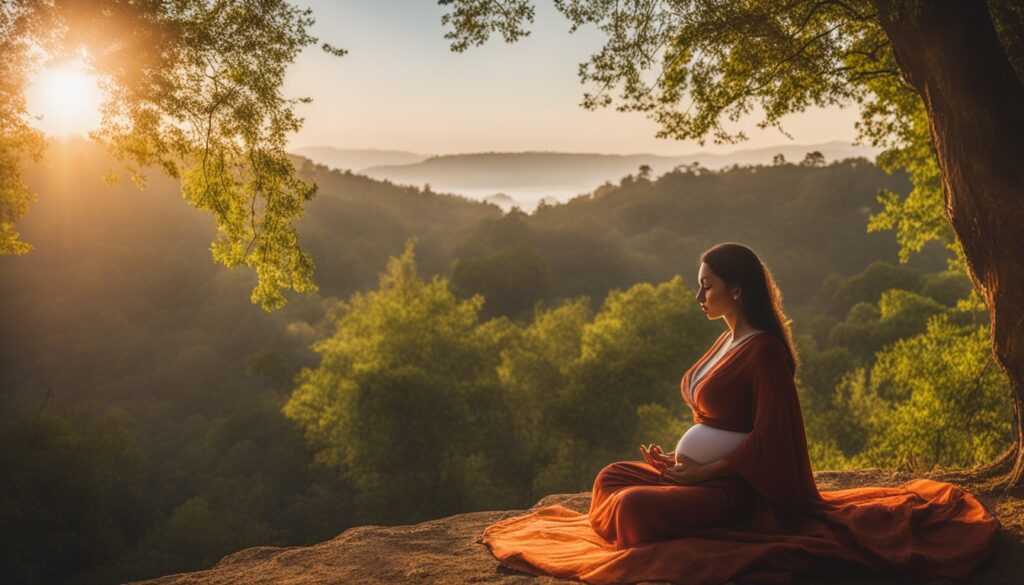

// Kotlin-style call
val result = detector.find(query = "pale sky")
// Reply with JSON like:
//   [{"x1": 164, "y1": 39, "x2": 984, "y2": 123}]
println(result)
[
  {"x1": 26, "y1": 1, "x2": 865, "y2": 157},
  {"x1": 284, "y1": 0, "x2": 864, "y2": 156}
]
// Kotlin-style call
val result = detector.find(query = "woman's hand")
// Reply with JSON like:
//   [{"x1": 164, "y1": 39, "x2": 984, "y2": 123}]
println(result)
[
  {"x1": 659, "y1": 453, "x2": 711, "y2": 485},
  {"x1": 639, "y1": 443, "x2": 676, "y2": 470}
]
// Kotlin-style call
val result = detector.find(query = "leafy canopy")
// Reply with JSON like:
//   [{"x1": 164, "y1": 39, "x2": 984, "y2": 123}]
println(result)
[
  {"x1": 1, "y1": 0, "x2": 345, "y2": 310},
  {"x1": 282, "y1": 238, "x2": 523, "y2": 521},
  {"x1": 827, "y1": 313, "x2": 1012, "y2": 473}
]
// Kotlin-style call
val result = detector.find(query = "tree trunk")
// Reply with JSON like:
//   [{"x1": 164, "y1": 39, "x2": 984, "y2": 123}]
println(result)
[{"x1": 873, "y1": 0, "x2": 1024, "y2": 490}]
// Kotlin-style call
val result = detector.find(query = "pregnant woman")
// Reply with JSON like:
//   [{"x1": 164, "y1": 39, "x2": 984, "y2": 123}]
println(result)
[{"x1": 482, "y1": 242, "x2": 1000, "y2": 585}]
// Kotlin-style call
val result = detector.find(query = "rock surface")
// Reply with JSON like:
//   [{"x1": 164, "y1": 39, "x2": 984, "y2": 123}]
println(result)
[{"x1": 131, "y1": 469, "x2": 1023, "y2": 585}]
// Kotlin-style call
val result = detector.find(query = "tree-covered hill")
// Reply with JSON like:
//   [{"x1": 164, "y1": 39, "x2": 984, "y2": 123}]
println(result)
[
  {"x1": 1, "y1": 140, "x2": 949, "y2": 417},
  {"x1": 524, "y1": 158, "x2": 945, "y2": 306}
]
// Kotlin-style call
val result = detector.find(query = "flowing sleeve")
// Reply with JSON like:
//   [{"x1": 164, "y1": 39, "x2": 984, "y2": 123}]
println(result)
[{"x1": 722, "y1": 337, "x2": 821, "y2": 516}]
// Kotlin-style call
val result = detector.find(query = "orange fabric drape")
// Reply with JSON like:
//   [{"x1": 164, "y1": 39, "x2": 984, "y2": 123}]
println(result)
[{"x1": 482, "y1": 332, "x2": 1000, "y2": 584}]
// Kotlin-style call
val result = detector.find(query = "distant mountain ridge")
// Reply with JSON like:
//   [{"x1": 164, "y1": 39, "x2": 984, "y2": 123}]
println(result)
[
  {"x1": 361, "y1": 141, "x2": 879, "y2": 185},
  {"x1": 289, "y1": 147, "x2": 429, "y2": 172},
  {"x1": 290, "y1": 141, "x2": 880, "y2": 212}
]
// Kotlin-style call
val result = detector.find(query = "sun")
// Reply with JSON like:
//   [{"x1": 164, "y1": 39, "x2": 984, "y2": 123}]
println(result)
[{"x1": 26, "y1": 63, "x2": 104, "y2": 138}]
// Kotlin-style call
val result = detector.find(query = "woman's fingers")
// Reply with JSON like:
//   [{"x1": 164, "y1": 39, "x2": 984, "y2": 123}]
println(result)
[
  {"x1": 659, "y1": 467, "x2": 683, "y2": 484},
  {"x1": 639, "y1": 445, "x2": 658, "y2": 467},
  {"x1": 642, "y1": 444, "x2": 676, "y2": 470},
  {"x1": 675, "y1": 453, "x2": 698, "y2": 467},
  {"x1": 651, "y1": 451, "x2": 674, "y2": 464},
  {"x1": 660, "y1": 464, "x2": 696, "y2": 485}
]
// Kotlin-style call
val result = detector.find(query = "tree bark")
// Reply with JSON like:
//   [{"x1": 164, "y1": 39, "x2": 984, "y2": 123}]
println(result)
[{"x1": 873, "y1": 0, "x2": 1024, "y2": 489}]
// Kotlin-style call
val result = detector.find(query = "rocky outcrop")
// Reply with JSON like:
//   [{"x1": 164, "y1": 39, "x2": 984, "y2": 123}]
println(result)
[{"x1": 132, "y1": 470, "x2": 1022, "y2": 585}]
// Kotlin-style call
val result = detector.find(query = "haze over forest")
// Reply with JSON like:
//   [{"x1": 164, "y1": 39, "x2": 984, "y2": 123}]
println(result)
[{"x1": 292, "y1": 140, "x2": 879, "y2": 212}]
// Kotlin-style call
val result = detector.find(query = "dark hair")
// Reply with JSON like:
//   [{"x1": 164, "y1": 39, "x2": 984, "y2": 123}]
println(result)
[{"x1": 699, "y1": 242, "x2": 799, "y2": 376}]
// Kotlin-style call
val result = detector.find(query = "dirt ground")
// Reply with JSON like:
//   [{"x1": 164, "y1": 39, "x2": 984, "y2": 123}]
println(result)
[{"x1": 131, "y1": 467, "x2": 1023, "y2": 585}]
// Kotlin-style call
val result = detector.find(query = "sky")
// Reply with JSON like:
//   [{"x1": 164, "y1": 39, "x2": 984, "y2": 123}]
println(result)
[
  {"x1": 283, "y1": 0, "x2": 865, "y2": 156},
  {"x1": 26, "y1": 0, "x2": 866, "y2": 157}
]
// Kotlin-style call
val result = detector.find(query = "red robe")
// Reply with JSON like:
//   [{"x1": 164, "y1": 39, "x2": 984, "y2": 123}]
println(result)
[{"x1": 482, "y1": 331, "x2": 1000, "y2": 584}]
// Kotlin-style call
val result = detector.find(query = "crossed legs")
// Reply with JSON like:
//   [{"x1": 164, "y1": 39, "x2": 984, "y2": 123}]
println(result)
[{"x1": 588, "y1": 461, "x2": 756, "y2": 548}]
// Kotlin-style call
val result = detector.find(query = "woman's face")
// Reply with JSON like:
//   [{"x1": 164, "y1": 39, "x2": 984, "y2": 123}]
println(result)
[{"x1": 695, "y1": 262, "x2": 740, "y2": 320}]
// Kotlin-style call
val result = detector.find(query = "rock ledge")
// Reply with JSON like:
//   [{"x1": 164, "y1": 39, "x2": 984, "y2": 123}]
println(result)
[{"x1": 132, "y1": 469, "x2": 1022, "y2": 584}]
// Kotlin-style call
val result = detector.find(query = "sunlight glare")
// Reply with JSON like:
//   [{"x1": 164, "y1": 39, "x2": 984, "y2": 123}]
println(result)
[{"x1": 26, "y1": 63, "x2": 104, "y2": 138}]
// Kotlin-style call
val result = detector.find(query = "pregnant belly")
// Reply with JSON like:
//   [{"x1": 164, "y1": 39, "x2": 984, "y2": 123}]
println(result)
[{"x1": 674, "y1": 423, "x2": 748, "y2": 465}]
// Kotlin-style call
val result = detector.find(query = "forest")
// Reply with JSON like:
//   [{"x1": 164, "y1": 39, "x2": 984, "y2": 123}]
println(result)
[{"x1": 0, "y1": 139, "x2": 1008, "y2": 584}]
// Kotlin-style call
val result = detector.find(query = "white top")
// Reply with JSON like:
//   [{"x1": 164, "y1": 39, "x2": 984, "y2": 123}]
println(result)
[
  {"x1": 675, "y1": 424, "x2": 749, "y2": 464},
  {"x1": 676, "y1": 329, "x2": 766, "y2": 465}
]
